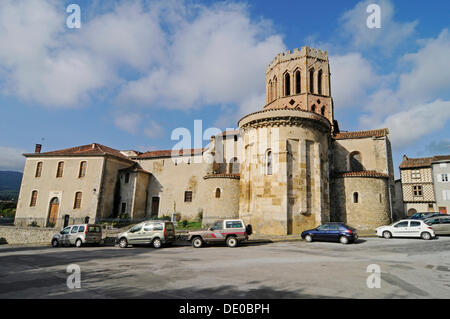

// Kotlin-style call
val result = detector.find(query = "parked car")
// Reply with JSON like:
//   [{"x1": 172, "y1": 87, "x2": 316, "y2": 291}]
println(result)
[
  {"x1": 376, "y1": 219, "x2": 435, "y2": 240},
  {"x1": 424, "y1": 216, "x2": 450, "y2": 235},
  {"x1": 51, "y1": 224, "x2": 102, "y2": 247},
  {"x1": 188, "y1": 219, "x2": 252, "y2": 248},
  {"x1": 116, "y1": 220, "x2": 176, "y2": 248},
  {"x1": 408, "y1": 212, "x2": 442, "y2": 220},
  {"x1": 301, "y1": 223, "x2": 358, "y2": 244}
]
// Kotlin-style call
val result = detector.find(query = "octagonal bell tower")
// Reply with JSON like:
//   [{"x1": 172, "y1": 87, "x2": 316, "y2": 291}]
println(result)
[
  {"x1": 238, "y1": 47, "x2": 333, "y2": 236},
  {"x1": 265, "y1": 47, "x2": 334, "y2": 130}
]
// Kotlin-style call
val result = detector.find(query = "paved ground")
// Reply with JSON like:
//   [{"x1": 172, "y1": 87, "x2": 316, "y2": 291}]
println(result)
[{"x1": 1, "y1": 236, "x2": 450, "y2": 299}]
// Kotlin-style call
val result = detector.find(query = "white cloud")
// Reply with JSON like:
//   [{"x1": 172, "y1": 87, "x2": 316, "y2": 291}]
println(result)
[
  {"x1": 339, "y1": 0, "x2": 417, "y2": 51},
  {"x1": 330, "y1": 53, "x2": 378, "y2": 108},
  {"x1": 114, "y1": 113, "x2": 141, "y2": 134},
  {"x1": 143, "y1": 120, "x2": 165, "y2": 139},
  {"x1": 379, "y1": 99, "x2": 450, "y2": 148},
  {"x1": 118, "y1": 3, "x2": 285, "y2": 111},
  {"x1": 0, "y1": 146, "x2": 26, "y2": 172},
  {"x1": 397, "y1": 29, "x2": 450, "y2": 103}
]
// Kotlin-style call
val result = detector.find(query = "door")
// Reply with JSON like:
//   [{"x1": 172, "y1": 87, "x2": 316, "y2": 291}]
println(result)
[
  {"x1": 64, "y1": 214, "x2": 70, "y2": 228},
  {"x1": 47, "y1": 197, "x2": 59, "y2": 227},
  {"x1": 439, "y1": 207, "x2": 447, "y2": 214},
  {"x1": 127, "y1": 224, "x2": 145, "y2": 244},
  {"x1": 69, "y1": 225, "x2": 79, "y2": 245},
  {"x1": 327, "y1": 224, "x2": 341, "y2": 242},
  {"x1": 392, "y1": 221, "x2": 409, "y2": 237},
  {"x1": 151, "y1": 197, "x2": 160, "y2": 217},
  {"x1": 408, "y1": 221, "x2": 422, "y2": 237},
  {"x1": 315, "y1": 224, "x2": 330, "y2": 241},
  {"x1": 208, "y1": 221, "x2": 225, "y2": 242}
]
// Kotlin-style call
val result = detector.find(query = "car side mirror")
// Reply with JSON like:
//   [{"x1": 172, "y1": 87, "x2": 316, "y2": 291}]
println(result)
[{"x1": 60, "y1": 230, "x2": 64, "y2": 234}]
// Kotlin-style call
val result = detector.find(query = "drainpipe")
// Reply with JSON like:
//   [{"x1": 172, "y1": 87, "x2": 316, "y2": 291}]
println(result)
[{"x1": 385, "y1": 137, "x2": 394, "y2": 222}]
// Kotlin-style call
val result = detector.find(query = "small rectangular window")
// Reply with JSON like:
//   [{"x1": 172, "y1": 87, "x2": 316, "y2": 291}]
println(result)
[
  {"x1": 411, "y1": 170, "x2": 421, "y2": 179},
  {"x1": 79, "y1": 161, "x2": 87, "y2": 178},
  {"x1": 184, "y1": 191, "x2": 193, "y2": 202},
  {"x1": 56, "y1": 162, "x2": 64, "y2": 178},
  {"x1": 74, "y1": 192, "x2": 82, "y2": 209},
  {"x1": 442, "y1": 174, "x2": 448, "y2": 182},
  {"x1": 412, "y1": 185, "x2": 423, "y2": 196},
  {"x1": 30, "y1": 191, "x2": 38, "y2": 207},
  {"x1": 121, "y1": 202, "x2": 127, "y2": 214}
]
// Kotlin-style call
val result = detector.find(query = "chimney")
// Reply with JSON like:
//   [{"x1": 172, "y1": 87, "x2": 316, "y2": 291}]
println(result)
[{"x1": 35, "y1": 144, "x2": 42, "y2": 153}]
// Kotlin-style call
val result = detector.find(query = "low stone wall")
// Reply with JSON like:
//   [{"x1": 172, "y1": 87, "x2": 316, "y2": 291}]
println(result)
[{"x1": 0, "y1": 225, "x2": 56, "y2": 245}]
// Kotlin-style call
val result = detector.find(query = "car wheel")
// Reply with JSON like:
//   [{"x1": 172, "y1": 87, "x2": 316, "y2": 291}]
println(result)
[
  {"x1": 192, "y1": 237, "x2": 203, "y2": 248},
  {"x1": 226, "y1": 236, "x2": 238, "y2": 248},
  {"x1": 152, "y1": 238, "x2": 162, "y2": 249},
  {"x1": 383, "y1": 231, "x2": 392, "y2": 239},
  {"x1": 305, "y1": 234, "x2": 313, "y2": 242},
  {"x1": 421, "y1": 232, "x2": 431, "y2": 240},
  {"x1": 51, "y1": 239, "x2": 59, "y2": 247},
  {"x1": 75, "y1": 239, "x2": 82, "y2": 248},
  {"x1": 118, "y1": 238, "x2": 128, "y2": 248},
  {"x1": 339, "y1": 236, "x2": 349, "y2": 244}
]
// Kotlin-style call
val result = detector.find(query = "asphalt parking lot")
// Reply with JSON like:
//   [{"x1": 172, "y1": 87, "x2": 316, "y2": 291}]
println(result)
[{"x1": 0, "y1": 236, "x2": 449, "y2": 299}]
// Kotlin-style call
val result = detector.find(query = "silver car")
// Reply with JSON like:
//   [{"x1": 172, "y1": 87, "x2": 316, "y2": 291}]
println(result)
[
  {"x1": 424, "y1": 216, "x2": 450, "y2": 235},
  {"x1": 116, "y1": 220, "x2": 176, "y2": 249},
  {"x1": 51, "y1": 224, "x2": 102, "y2": 247}
]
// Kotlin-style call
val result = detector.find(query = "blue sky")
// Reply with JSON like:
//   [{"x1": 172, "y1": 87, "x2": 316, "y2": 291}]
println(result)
[{"x1": 0, "y1": 0, "x2": 449, "y2": 178}]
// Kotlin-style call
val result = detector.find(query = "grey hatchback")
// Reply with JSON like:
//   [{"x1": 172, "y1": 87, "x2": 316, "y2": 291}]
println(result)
[
  {"x1": 51, "y1": 224, "x2": 102, "y2": 247},
  {"x1": 116, "y1": 220, "x2": 176, "y2": 248}
]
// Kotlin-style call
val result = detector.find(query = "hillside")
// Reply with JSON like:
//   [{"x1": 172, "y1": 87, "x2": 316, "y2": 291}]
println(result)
[{"x1": 0, "y1": 171, "x2": 23, "y2": 191}]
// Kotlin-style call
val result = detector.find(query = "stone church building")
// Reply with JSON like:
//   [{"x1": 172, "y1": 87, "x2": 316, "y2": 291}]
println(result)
[{"x1": 15, "y1": 46, "x2": 396, "y2": 234}]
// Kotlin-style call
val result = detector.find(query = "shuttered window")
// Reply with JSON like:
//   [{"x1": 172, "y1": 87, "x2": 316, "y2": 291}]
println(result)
[
  {"x1": 30, "y1": 191, "x2": 38, "y2": 207},
  {"x1": 74, "y1": 192, "x2": 82, "y2": 209}
]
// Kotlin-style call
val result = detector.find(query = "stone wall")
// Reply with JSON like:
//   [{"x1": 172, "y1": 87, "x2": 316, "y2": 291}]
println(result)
[
  {"x1": 331, "y1": 176, "x2": 391, "y2": 230},
  {"x1": 0, "y1": 226, "x2": 55, "y2": 245}
]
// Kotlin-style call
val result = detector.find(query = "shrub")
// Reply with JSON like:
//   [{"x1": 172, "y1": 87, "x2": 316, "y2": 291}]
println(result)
[
  {"x1": 196, "y1": 210, "x2": 203, "y2": 222},
  {"x1": 28, "y1": 221, "x2": 39, "y2": 227},
  {"x1": 181, "y1": 220, "x2": 188, "y2": 227}
]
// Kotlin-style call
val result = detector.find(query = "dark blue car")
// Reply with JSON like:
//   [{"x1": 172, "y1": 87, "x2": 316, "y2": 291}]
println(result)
[{"x1": 301, "y1": 223, "x2": 358, "y2": 244}]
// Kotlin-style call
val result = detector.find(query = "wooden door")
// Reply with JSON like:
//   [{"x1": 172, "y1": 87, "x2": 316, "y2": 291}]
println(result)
[
  {"x1": 151, "y1": 197, "x2": 159, "y2": 217},
  {"x1": 47, "y1": 198, "x2": 59, "y2": 227}
]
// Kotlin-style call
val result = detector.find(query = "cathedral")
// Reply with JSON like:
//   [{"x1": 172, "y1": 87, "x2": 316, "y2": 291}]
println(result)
[{"x1": 15, "y1": 46, "x2": 397, "y2": 235}]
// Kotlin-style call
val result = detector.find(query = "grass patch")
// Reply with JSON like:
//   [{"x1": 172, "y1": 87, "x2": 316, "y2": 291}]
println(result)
[{"x1": 176, "y1": 221, "x2": 202, "y2": 230}]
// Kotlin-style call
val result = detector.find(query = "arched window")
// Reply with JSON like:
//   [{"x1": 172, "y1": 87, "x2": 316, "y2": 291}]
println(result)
[
  {"x1": 215, "y1": 188, "x2": 221, "y2": 198},
  {"x1": 35, "y1": 162, "x2": 43, "y2": 178},
  {"x1": 56, "y1": 161, "x2": 64, "y2": 178},
  {"x1": 79, "y1": 161, "x2": 87, "y2": 178},
  {"x1": 321, "y1": 106, "x2": 326, "y2": 116},
  {"x1": 311, "y1": 105, "x2": 316, "y2": 113},
  {"x1": 349, "y1": 151, "x2": 364, "y2": 171},
  {"x1": 273, "y1": 76, "x2": 277, "y2": 100},
  {"x1": 407, "y1": 208, "x2": 417, "y2": 216},
  {"x1": 295, "y1": 70, "x2": 301, "y2": 94},
  {"x1": 74, "y1": 192, "x2": 82, "y2": 209},
  {"x1": 268, "y1": 80, "x2": 272, "y2": 101},
  {"x1": 30, "y1": 190, "x2": 38, "y2": 207},
  {"x1": 266, "y1": 150, "x2": 273, "y2": 175},
  {"x1": 284, "y1": 73, "x2": 290, "y2": 96},
  {"x1": 309, "y1": 69, "x2": 314, "y2": 93},
  {"x1": 317, "y1": 69, "x2": 323, "y2": 95},
  {"x1": 353, "y1": 192, "x2": 359, "y2": 203}
]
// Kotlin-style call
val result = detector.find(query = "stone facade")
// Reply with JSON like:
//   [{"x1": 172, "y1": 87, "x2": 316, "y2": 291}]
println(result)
[
  {"x1": 432, "y1": 157, "x2": 450, "y2": 214},
  {"x1": 14, "y1": 46, "x2": 396, "y2": 235}
]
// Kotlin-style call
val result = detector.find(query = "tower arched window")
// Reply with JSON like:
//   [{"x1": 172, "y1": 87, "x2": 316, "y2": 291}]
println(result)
[
  {"x1": 309, "y1": 69, "x2": 314, "y2": 93},
  {"x1": 30, "y1": 190, "x2": 38, "y2": 207},
  {"x1": 349, "y1": 151, "x2": 364, "y2": 172},
  {"x1": 268, "y1": 80, "x2": 272, "y2": 102},
  {"x1": 311, "y1": 105, "x2": 316, "y2": 113},
  {"x1": 317, "y1": 69, "x2": 323, "y2": 95},
  {"x1": 321, "y1": 106, "x2": 326, "y2": 116},
  {"x1": 215, "y1": 188, "x2": 221, "y2": 198},
  {"x1": 284, "y1": 73, "x2": 290, "y2": 96},
  {"x1": 266, "y1": 150, "x2": 273, "y2": 175},
  {"x1": 295, "y1": 70, "x2": 301, "y2": 94},
  {"x1": 273, "y1": 77, "x2": 277, "y2": 100}
]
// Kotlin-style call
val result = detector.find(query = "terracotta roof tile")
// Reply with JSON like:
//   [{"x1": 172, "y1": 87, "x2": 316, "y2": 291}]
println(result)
[
  {"x1": 135, "y1": 148, "x2": 206, "y2": 159},
  {"x1": 25, "y1": 143, "x2": 132, "y2": 161},
  {"x1": 400, "y1": 157, "x2": 433, "y2": 169},
  {"x1": 332, "y1": 170, "x2": 389, "y2": 178},
  {"x1": 432, "y1": 155, "x2": 450, "y2": 162},
  {"x1": 334, "y1": 128, "x2": 389, "y2": 140}
]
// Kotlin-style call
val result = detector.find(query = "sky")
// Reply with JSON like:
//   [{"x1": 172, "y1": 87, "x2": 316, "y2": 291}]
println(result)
[{"x1": 0, "y1": 0, "x2": 449, "y2": 178}]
